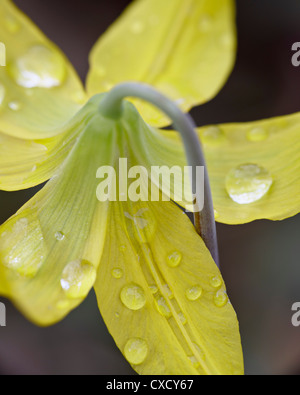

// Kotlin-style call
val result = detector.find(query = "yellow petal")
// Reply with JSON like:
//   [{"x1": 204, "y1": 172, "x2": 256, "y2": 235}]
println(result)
[
  {"x1": 0, "y1": 0, "x2": 86, "y2": 139},
  {"x1": 94, "y1": 188, "x2": 243, "y2": 375},
  {"x1": 198, "y1": 113, "x2": 300, "y2": 224},
  {"x1": 0, "y1": 111, "x2": 116, "y2": 325},
  {"x1": 135, "y1": 112, "x2": 300, "y2": 224},
  {"x1": 87, "y1": 0, "x2": 236, "y2": 126},
  {"x1": 0, "y1": 103, "x2": 94, "y2": 191}
]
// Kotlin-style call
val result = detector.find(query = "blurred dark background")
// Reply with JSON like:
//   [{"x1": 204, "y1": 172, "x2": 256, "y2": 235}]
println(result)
[{"x1": 0, "y1": 0, "x2": 300, "y2": 375}]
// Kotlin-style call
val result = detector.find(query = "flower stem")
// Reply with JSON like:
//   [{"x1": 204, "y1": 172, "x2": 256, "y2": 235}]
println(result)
[{"x1": 98, "y1": 82, "x2": 219, "y2": 267}]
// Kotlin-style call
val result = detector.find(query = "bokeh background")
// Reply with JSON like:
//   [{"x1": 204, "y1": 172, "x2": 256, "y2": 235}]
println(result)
[{"x1": 0, "y1": 0, "x2": 300, "y2": 375}]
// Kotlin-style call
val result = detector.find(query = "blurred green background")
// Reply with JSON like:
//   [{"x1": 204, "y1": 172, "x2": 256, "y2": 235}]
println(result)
[{"x1": 0, "y1": 0, "x2": 300, "y2": 375}]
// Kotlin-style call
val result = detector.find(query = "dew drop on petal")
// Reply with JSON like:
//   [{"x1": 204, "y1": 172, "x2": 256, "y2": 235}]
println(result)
[
  {"x1": 60, "y1": 260, "x2": 96, "y2": 299},
  {"x1": 201, "y1": 126, "x2": 225, "y2": 146},
  {"x1": 163, "y1": 284, "x2": 173, "y2": 299},
  {"x1": 246, "y1": 126, "x2": 269, "y2": 142},
  {"x1": 185, "y1": 285, "x2": 202, "y2": 301},
  {"x1": 214, "y1": 290, "x2": 229, "y2": 308},
  {"x1": 10, "y1": 45, "x2": 66, "y2": 88},
  {"x1": 178, "y1": 311, "x2": 187, "y2": 325},
  {"x1": 149, "y1": 284, "x2": 158, "y2": 294},
  {"x1": 154, "y1": 294, "x2": 172, "y2": 318},
  {"x1": 0, "y1": 218, "x2": 45, "y2": 278},
  {"x1": 124, "y1": 338, "x2": 148, "y2": 365},
  {"x1": 210, "y1": 276, "x2": 222, "y2": 289},
  {"x1": 111, "y1": 267, "x2": 124, "y2": 279},
  {"x1": 167, "y1": 251, "x2": 182, "y2": 268},
  {"x1": 120, "y1": 283, "x2": 146, "y2": 310},
  {"x1": 54, "y1": 231, "x2": 65, "y2": 241},
  {"x1": 225, "y1": 163, "x2": 273, "y2": 204},
  {"x1": 8, "y1": 100, "x2": 21, "y2": 111}
]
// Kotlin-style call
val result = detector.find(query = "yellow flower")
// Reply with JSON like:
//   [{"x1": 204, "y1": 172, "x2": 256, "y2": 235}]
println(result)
[{"x1": 0, "y1": 0, "x2": 298, "y2": 375}]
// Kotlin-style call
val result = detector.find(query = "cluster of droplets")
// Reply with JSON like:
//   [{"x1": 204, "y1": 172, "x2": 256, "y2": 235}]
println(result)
[{"x1": 108, "y1": 243, "x2": 230, "y2": 367}]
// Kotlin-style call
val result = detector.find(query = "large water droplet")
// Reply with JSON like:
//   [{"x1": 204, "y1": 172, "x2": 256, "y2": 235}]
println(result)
[
  {"x1": 120, "y1": 283, "x2": 146, "y2": 310},
  {"x1": 0, "y1": 84, "x2": 5, "y2": 106},
  {"x1": 124, "y1": 338, "x2": 148, "y2": 365},
  {"x1": 214, "y1": 290, "x2": 228, "y2": 308},
  {"x1": 247, "y1": 126, "x2": 269, "y2": 142},
  {"x1": 0, "y1": 217, "x2": 45, "y2": 277},
  {"x1": 10, "y1": 45, "x2": 66, "y2": 88},
  {"x1": 60, "y1": 260, "x2": 96, "y2": 299},
  {"x1": 154, "y1": 294, "x2": 172, "y2": 318},
  {"x1": 225, "y1": 163, "x2": 273, "y2": 204},
  {"x1": 185, "y1": 285, "x2": 202, "y2": 301},
  {"x1": 111, "y1": 267, "x2": 124, "y2": 279},
  {"x1": 167, "y1": 251, "x2": 182, "y2": 268}
]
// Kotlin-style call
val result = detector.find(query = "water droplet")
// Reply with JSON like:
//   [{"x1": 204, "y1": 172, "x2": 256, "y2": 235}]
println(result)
[
  {"x1": 125, "y1": 208, "x2": 156, "y2": 243},
  {"x1": 130, "y1": 21, "x2": 145, "y2": 34},
  {"x1": 0, "y1": 84, "x2": 5, "y2": 106},
  {"x1": 247, "y1": 126, "x2": 269, "y2": 142},
  {"x1": 120, "y1": 283, "x2": 146, "y2": 310},
  {"x1": 167, "y1": 251, "x2": 182, "y2": 268},
  {"x1": 120, "y1": 245, "x2": 126, "y2": 252},
  {"x1": 55, "y1": 231, "x2": 65, "y2": 241},
  {"x1": 8, "y1": 100, "x2": 21, "y2": 111},
  {"x1": 115, "y1": 312, "x2": 120, "y2": 318},
  {"x1": 210, "y1": 276, "x2": 222, "y2": 289},
  {"x1": 4, "y1": 16, "x2": 21, "y2": 33},
  {"x1": 163, "y1": 284, "x2": 173, "y2": 299},
  {"x1": 178, "y1": 312, "x2": 187, "y2": 325},
  {"x1": 154, "y1": 294, "x2": 172, "y2": 318},
  {"x1": 149, "y1": 284, "x2": 158, "y2": 294},
  {"x1": 124, "y1": 338, "x2": 148, "y2": 365},
  {"x1": 189, "y1": 356, "x2": 200, "y2": 369},
  {"x1": 111, "y1": 267, "x2": 123, "y2": 279},
  {"x1": 0, "y1": 217, "x2": 45, "y2": 277},
  {"x1": 198, "y1": 14, "x2": 212, "y2": 31},
  {"x1": 214, "y1": 290, "x2": 228, "y2": 308},
  {"x1": 10, "y1": 45, "x2": 66, "y2": 88},
  {"x1": 60, "y1": 260, "x2": 96, "y2": 299},
  {"x1": 225, "y1": 163, "x2": 273, "y2": 204},
  {"x1": 188, "y1": 343, "x2": 205, "y2": 368},
  {"x1": 185, "y1": 285, "x2": 202, "y2": 301},
  {"x1": 201, "y1": 126, "x2": 225, "y2": 146}
]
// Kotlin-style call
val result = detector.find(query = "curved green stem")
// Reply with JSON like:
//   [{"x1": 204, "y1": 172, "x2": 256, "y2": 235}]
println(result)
[{"x1": 98, "y1": 82, "x2": 219, "y2": 267}]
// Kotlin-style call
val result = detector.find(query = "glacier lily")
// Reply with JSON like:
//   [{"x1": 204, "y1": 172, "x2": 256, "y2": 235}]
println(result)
[{"x1": 0, "y1": 0, "x2": 299, "y2": 375}]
